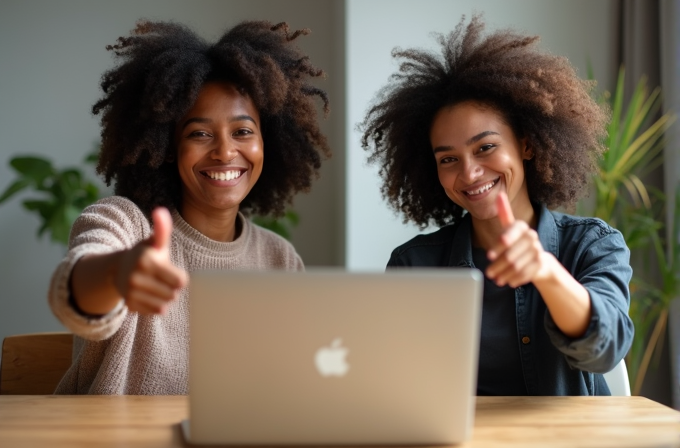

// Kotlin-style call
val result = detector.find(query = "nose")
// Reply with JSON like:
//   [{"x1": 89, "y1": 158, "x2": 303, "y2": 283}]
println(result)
[
  {"x1": 210, "y1": 135, "x2": 238, "y2": 162},
  {"x1": 459, "y1": 157, "x2": 483, "y2": 184}
]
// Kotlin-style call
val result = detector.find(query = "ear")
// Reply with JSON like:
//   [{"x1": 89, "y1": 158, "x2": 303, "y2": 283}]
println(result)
[{"x1": 521, "y1": 139, "x2": 534, "y2": 160}]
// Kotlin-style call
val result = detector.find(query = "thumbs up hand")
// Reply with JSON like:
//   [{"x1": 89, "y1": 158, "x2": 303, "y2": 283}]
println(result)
[
  {"x1": 114, "y1": 207, "x2": 188, "y2": 314},
  {"x1": 485, "y1": 192, "x2": 550, "y2": 288}
]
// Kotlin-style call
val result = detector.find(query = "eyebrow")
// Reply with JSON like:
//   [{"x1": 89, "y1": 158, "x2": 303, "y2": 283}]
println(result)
[
  {"x1": 181, "y1": 115, "x2": 257, "y2": 129},
  {"x1": 432, "y1": 130, "x2": 500, "y2": 154}
]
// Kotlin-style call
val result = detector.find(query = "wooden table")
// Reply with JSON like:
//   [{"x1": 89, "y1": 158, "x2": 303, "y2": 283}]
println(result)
[{"x1": 0, "y1": 395, "x2": 679, "y2": 447}]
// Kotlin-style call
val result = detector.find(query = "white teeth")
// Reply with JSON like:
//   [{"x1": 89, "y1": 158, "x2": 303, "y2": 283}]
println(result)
[
  {"x1": 206, "y1": 170, "x2": 241, "y2": 181},
  {"x1": 466, "y1": 180, "x2": 496, "y2": 195}
]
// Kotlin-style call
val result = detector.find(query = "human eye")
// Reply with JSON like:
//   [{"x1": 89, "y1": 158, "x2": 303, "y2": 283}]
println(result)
[
  {"x1": 233, "y1": 128, "x2": 254, "y2": 137},
  {"x1": 187, "y1": 130, "x2": 212, "y2": 139},
  {"x1": 479, "y1": 143, "x2": 496, "y2": 152},
  {"x1": 439, "y1": 156, "x2": 458, "y2": 164}
]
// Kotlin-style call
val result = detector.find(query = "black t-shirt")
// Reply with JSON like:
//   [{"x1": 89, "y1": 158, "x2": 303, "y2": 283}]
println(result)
[{"x1": 472, "y1": 247, "x2": 527, "y2": 396}]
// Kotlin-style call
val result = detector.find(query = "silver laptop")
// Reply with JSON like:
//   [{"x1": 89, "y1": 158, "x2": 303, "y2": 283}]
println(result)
[{"x1": 182, "y1": 269, "x2": 482, "y2": 445}]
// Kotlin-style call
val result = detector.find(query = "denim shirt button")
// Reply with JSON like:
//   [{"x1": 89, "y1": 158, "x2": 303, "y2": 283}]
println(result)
[{"x1": 521, "y1": 336, "x2": 531, "y2": 344}]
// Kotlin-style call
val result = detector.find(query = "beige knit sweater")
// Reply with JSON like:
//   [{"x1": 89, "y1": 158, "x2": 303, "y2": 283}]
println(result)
[{"x1": 48, "y1": 196, "x2": 303, "y2": 394}]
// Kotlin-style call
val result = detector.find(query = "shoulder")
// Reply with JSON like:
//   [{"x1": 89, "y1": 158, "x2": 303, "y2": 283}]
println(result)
[
  {"x1": 247, "y1": 221, "x2": 295, "y2": 248},
  {"x1": 243, "y1": 219, "x2": 304, "y2": 270},
  {"x1": 546, "y1": 209, "x2": 629, "y2": 268},
  {"x1": 549, "y1": 210, "x2": 625, "y2": 248},
  {"x1": 388, "y1": 224, "x2": 459, "y2": 267},
  {"x1": 79, "y1": 196, "x2": 148, "y2": 224},
  {"x1": 70, "y1": 196, "x2": 151, "y2": 248},
  {"x1": 550, "y1": 210, "x2": 620, "y2": 238}
]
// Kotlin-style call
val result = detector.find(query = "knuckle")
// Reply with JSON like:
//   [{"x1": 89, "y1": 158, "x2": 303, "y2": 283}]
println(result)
[
  {"x1": 138, "y1": 252, "x2": 154, "y2": 270},
  {"x1": 128, "y1": 273, "x2": 141, "y2": 289}
]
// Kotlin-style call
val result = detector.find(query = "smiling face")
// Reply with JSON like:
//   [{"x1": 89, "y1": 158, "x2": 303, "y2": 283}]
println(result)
[
  {"x1": 430, "y1": 100, "x2": 534, "y2": 224},
  {"x1": 175, "y1": 81, "x2": 263, "y2": 220}
]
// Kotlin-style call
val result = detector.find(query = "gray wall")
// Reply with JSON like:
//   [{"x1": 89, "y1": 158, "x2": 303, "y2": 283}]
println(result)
[{"x1": 0, "y1": 0, "x2": 344, "y2": 341}]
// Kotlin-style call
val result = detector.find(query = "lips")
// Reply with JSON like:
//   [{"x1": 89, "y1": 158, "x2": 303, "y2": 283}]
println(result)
[{"x1": 462, "y1": 177, "x2": 500, "y2": 196}]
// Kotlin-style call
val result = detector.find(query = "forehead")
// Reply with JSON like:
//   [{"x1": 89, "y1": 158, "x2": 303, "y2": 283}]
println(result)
[
  {"x1": 185, "y1": 81, "x2": 259, "y2": 119},
  {"x1": 430, "y1": 101, "x2": 513, "y2": 142}
]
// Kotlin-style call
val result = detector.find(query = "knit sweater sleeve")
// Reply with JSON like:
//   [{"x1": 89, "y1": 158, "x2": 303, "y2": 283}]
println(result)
[{"x1": 48, "y1": 196, "x2": 152, "y2": 341}]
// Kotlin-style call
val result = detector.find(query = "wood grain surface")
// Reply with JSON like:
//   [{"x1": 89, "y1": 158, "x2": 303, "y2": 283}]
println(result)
[{"x1": 0, "y1": 395, "x2": 678, "y2": 447}]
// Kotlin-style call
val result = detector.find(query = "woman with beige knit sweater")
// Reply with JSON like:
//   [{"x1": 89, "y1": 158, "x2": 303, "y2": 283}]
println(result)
[{"x1": 48, "y1": 20, "x2": 330, "y2": 394}]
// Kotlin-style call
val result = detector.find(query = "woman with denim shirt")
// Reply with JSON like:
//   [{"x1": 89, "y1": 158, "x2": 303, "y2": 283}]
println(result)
[{"x1": 360, "y1": 15, "x2": 634, "y2": 395}]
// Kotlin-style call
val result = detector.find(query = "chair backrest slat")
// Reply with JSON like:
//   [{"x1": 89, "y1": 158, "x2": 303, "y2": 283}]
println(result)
[{"x1": 0, "y1": 332, "x2": 73, "y2": 395}]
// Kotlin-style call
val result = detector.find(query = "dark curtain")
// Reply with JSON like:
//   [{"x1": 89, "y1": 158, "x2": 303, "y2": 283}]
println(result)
[{"x1": 659, "y1": 0, "x2": 680, "y2": 411}]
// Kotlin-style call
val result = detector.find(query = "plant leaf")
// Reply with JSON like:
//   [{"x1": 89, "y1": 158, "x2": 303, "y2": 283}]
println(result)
[
  {"x1": 48, "y1": 205, "x2": 72, "y2": 245},
  {"x1": 84, "y1": 149, "x2": 99, "y2": 164},
  {"x1": 10, "y1": 156, "x2": 54, "y2": 184},
  {"x1": 612, "y1": 114, "x2": 673, "y2": 174},
  {"x1": 629, "y1": 175, "x2": 652, "y2": 208},
  {"x1": 0, "y1": 178, "x2": 31, "y2": 203},
  {"x1": 22, "y1": 199, "x2": 55, "y2": 222},
  {"x1": 60, "y1": 169, "x2": 83, "y2": 198}
]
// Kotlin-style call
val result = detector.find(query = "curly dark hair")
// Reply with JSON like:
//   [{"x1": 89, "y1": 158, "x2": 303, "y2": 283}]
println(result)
[
  {"x1": 360, "y1": 15, "x2": 608, "y2": 228},
  {"x1": 93, "y1": 20, "x2": 330, "y2": 217}
]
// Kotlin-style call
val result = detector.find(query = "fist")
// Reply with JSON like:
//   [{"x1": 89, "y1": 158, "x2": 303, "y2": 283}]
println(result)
[
  {"x1": 115, "y1": 207, "x2": 188, "y2": 314},
  {"x1": 485, "y1": 192, "x2": 550, "y2": 288}
]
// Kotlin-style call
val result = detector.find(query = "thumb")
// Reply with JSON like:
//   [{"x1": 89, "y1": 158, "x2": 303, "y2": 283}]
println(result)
[
  {"x1": 150, "y1": 207, "x2": 173, "y2": 251},
  {"x1": 496, "y1": 191, "x2": 515, "y2": 229}
]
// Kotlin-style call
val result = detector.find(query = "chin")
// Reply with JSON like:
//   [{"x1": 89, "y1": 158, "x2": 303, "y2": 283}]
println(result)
[{"x1": 464, "y1": 206, "x2": 499, "y2": 222}]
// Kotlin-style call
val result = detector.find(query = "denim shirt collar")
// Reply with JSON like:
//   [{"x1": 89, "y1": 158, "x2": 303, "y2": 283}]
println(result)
[
  {"x1": 535, "y1": 203, "x2": 559, "y2": 260},
  {"x1": 448, "y1": 213, "x2": 474, "y2": 267},
  {"x1": 447, "y1": 203, "x2": 559, "y2": 268}
]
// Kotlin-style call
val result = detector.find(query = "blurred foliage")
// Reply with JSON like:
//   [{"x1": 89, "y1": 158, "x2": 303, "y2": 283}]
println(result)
[
  {"x1": 251, "y1": 210, "x2": 300, "y2": 241},
  {"x1": 581, "y1": 66, "x2": 678, "y2": 395},
  {"x1": 0, "y1": 149, "x2": 100, "y2": 245}
]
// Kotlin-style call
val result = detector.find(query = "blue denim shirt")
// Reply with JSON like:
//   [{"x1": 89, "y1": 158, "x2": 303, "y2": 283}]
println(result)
[{"x1": 387, "y1": 205, "x2": 634, "y2": 396}]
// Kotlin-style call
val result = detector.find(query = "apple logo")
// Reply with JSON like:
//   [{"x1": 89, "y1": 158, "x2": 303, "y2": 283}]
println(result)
[{"x1": 314, "y1": 338, "x2": 349, "y2": 377}]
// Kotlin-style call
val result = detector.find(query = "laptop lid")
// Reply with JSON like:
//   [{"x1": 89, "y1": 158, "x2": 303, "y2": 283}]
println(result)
[{"x1": 184, "y1": 268, "x2": 482, "y2": 445}]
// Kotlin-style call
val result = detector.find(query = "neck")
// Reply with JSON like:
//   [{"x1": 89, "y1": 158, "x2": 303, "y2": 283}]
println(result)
[{"x1": 179, "y1": 200, "x2": 240, "y2": 242}]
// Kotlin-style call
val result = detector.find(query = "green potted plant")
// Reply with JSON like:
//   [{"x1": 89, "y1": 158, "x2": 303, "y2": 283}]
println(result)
[
  {"x1": 581, "y1": 67, "x2": 678, "y2": 394},
  {"x1": 0, "y1": 151, "x2": 100, "y2": 245}
]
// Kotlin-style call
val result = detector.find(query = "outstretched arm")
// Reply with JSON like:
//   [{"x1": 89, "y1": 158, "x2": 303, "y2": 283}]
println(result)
[{"x1": 485, "y1": 192, "x2": 591, "y2": 338}]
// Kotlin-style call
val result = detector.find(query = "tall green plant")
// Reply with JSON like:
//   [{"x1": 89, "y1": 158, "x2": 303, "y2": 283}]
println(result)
[
  {"x1": 627, "y1": 186, "x2": 680, "y2": 395},
  {"x1": 583, "y1": 66, "x2": 677, "y2": 395}
]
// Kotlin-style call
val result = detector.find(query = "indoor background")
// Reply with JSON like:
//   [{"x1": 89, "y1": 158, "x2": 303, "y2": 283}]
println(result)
[{"x1": 1, "y1": 0, "x2": 678, "y2": 407}]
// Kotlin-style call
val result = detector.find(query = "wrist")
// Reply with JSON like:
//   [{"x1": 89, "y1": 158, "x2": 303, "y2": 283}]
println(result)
[{"x1": 532, "y1": 251, "x2": 559, "y2": 287}]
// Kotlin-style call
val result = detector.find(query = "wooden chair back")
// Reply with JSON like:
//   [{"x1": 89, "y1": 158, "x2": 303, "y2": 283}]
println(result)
[{"x1": 0, "y1": 332, "x2": 73, "y2": 394}]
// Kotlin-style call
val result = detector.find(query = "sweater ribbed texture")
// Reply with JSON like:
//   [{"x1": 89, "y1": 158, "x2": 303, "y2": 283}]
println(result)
[{"x1": 48, "y1": 196, "x2": 303, "y2": 394}]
